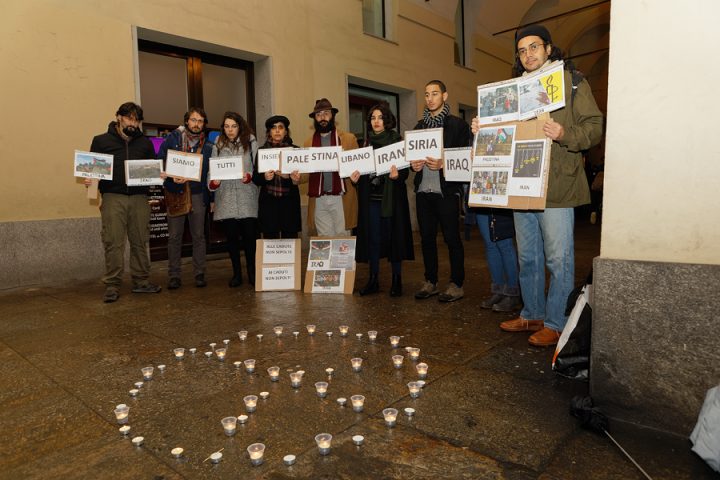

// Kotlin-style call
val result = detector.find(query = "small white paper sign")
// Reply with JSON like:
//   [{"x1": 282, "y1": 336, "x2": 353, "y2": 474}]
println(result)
[
  {"x1": 74, "y1": 150, "x2": 114, "y2": 180},
  {"x1": 125, "y1": 159, "x2": 163, "y2": 186},
  {"x1": 263, "y1": 239, "x2": 296, "y2": 264},
  {"x1": 308, "y1": 146, "x2": 342, "y2": 173},
  {"x1": 404, "y1": 128, "x2": 443, "y2": 162},
  {"x1": 443, "y1": 147, "x2": 472, "y2": 182},
  {"x1": 165, "y1": 150, "x2": 203, "y2": 181},
  {"x1": 507, "y1": 140, "x2": 546, "y2": 197},
  {"x1": 262, "y1": 266, "x2": 295, "y2": 290},
  {"x1": 338, "y1": 146, "x2": 375, "y2": 178},
  {"x1": 469, "y1": 166, "x2": 511, "y2": 206},
  {"x1": 258, "y1": 148, "x2": 287, "y2": 173},
  {"x1": 311, "y1": 269, "x2": 345, "y2": 293},
  {"x1": 209, "y1": 156, "x2": 243, "y2": 180},
  {"x1": 374, "y1": 141, "x2": 408, "y2": 176},
  {"x1": 281, "y1": 148, "x2": 310, "y2": 174}
]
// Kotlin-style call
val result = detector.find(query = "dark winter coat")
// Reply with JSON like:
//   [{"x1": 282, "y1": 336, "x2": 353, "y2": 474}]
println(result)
[
  {"x1": 158, "y1": 128, "x2": 214, "y2": 206},
  {"x1": 252, "y1": 141, "x2": 302, "y2": 235}
]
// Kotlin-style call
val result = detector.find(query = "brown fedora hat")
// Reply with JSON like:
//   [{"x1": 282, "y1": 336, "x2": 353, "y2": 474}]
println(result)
[{"x1": 308, "y1": 98, "x2": 339, "y2": 118}]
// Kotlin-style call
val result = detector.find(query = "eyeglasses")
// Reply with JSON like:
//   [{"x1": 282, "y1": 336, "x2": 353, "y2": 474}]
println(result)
[
  {"x1": 517, "y1": 43, "x2": 546, "y2": 58},
  {"x1": 188, "y1": 117, "x2": 205, "y2": 124}
]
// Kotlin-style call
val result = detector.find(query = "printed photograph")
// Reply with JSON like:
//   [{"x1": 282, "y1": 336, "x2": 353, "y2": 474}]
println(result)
[
  {"x1": 313, "y1": 270, "x2": 342, "y2": 288},
  {"x1": 126, "y1": 159, "x2": 163, "y2": 185},
  {"x1": 478, "y1": 84, "x2": 519, "y2": 119},
  {"x1": 309, "y1": 240, "x2": 332, "y2": 260},
  {"x1": 74, "y1": 151, "x2": 113, "y2": 179},
  {"x1": 518, "y1": 65, "x2": 565, "y2": 117},
  {"x1": 474, "y1": 126, "x2": 515, "y2": 158},
  {"x1": 512, "y1": 140, "x2": 545, "y2": 178},
  {"x1": 471, "y1": 169, "x2": 509, "y2": 196}
]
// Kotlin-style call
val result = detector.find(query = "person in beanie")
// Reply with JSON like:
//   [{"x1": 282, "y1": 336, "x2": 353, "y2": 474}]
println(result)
[
  {"x1": 410, "y1": 80, "x2": 472, "y2": 303},
  {"x1": 472, "y1": 24, "x2": 603, "y2": 346},
  {"x1": 302, "y1": 98, "x2": 358, "y2": 237},
  {"x1": 86, "y1": 102, "x2": 161, "y2": 303}
]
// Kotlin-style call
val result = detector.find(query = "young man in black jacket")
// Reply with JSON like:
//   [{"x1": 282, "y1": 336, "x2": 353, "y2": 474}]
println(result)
[
  {"x1": 410, "y1": 80, "x2": 472, "y2": 302},
  {"x1": 88, "y1": 102, "x2": 161, "y2": 302}
]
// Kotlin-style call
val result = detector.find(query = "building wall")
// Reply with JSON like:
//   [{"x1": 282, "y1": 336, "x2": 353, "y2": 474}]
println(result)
[{"x1": 0, "y1": 0, "x2": 511, "y2": 289}]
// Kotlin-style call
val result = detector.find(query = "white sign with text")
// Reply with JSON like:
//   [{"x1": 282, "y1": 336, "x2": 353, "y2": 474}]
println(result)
[
  {"x1": 209, "y1": 156, "x2": 244, "y2": 180},
  {"x1": 338, "y1": 146, "x2": 375, "y2": 178},
  {"x1": 443, "y1": 147, "x2": 472, "y2": 182},
  {"x1": 404, "y1": 128, "x2": 443, "y2": 162},
  {"x1": 165, "y1": 150, "x2": 203, "y2": 181},
  {"x1": 373, "y1": 141, "x2": 408, "y2": 176}
]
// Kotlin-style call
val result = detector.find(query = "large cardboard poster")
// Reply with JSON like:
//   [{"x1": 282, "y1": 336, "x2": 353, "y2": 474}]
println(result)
[
  {"x1": 304, "y1": 237, "x2": 356, "y2": 294},
  {"x1": 255, "y1": 239, "x2": 301, "y2": 291}
]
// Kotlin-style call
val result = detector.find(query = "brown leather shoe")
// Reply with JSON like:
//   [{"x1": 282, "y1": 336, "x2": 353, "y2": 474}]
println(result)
[
  {"x1": 528, "y1": 327, "x2": 560, "y2": 347},
  {"x1": 500, "y1": 317, "x2": 544, "y2": 332}
]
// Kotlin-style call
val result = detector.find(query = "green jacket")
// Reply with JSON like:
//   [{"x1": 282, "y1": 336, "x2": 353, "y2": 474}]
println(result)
[{"x1": 546, "y1": 70, "x2": 603, "y2": 207}]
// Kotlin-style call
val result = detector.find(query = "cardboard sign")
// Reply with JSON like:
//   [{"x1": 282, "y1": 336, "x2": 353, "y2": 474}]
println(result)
[
  {"x1": 281, "y1": 146, "x2": 341, "y2": 174},
  {"x1": 338, "y1": 146, "x2": 375, "y2": 178},
  {"x1": 257, "y1": 148, "x2": 286, "y2": 173},
  {"x1": 304, "y1": 236, "x2": 356, "y2": 295},
  {"x1": 255, "y1": 238, "x2": 301, "y2": 291},
  {"x1": 125, "y1": 159, "x2": 164, "y2": 186},
  {"x1": 404, "y1": 128, "x2": 443, "y2": 162},
  {"x1": 374, "y1": 141, "x2": 408, "y2": 176},
  {"x1": 209, "y1": 156, "x2": 244, "y2": 180},
  {"x1": 74, "y1": 150, "x2": 114, "y2": 180},
  {"x1": 165, "y1": 150, "x2": 203, "y2": 181},
  {"x1": 443, "y1": 147, "x2": 472, "y2": 182}
]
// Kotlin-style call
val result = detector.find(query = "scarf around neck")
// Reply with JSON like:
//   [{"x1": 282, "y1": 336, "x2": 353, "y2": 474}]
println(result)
[
  {"x1": 367, "y1": 129, "x2": 401, "y2": 149},
  {"x1": 422, "y1": 102, "x2": 450, "y2": 129}
]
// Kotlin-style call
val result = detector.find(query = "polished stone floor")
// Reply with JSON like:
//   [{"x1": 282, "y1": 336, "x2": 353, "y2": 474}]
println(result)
[{"x1": 0, "y1": 219, "x2": 714, "y2": 479}]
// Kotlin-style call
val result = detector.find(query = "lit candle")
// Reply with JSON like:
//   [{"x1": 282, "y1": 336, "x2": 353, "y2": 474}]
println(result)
[
  {"x1": 171, "y1": 447, "x2": 184, "y2": 458},
  {"x1": 339, "y1": 325, "x2": 349, "y2": 337},
  {"x1": 221, "y1": 416, "x2": 237, "y2": 436},
  {"x1": 234, "y1": 361, "x2": 242, "y2": 368},
  {"x1": 215, "y1": 348, "x2": 227, "y2": 361},
  {"x1": 325, "y1": 367, "x2": 334, "y2": 376},
  {"x1": 407, "y1": 381, "x2": 422, "y2": 399},
  {"x1": 256, "y1": 334, "x2": 264, "y2": 341},
  {"x1": 315, "y1": 381, "x2": 328, "y2": 398},
  {"x1": 356, "y1": 333, "x2": 363, "y2": 340},
  {"x1": 290, "y1": 372, "x2": 302, "y2": 388},
  {"x1": 273, "y1": 326, "x2": 283, "y2": 337},
  {"x1": 267, "y1": 366, "x2": 280, "y2": 381},
  {"x1": 244, "y1": 395, "x2": 258, "y2": 412},
  {"x1": 244, "y1": 359, "x2": 256, "y2": 373},
  {"x1": 209, "y1": 342, "x2": 217, "y2": 349},
  {"x1": 119, "y1": 425, "x2": 131, "y2": 436},
  {"x1": 352, "y1": 434, "x2": 365, "y2": 446},
  {"x1": 128, "y1": 388, "x2": 139, "y2": 397},
  {"x1": 326, "y1": 331, "x2": 333, "y2": 338},
  {"x1": 392, "y1": 355, "x2": 404, "y2": 369},
  {"x1": 134, "y1": 381, "x2": 144, "y2": 389},
  {"x1": 247, "y1": 443, "x2": 266, "y2": 466},
  {"x1": 350, "y1": 394, "x2": 365, "y2": 412},
  {"x1": 336, "y1": 397, "x2": 347, "y2": 406},
  {"x1": 204, "y1": 351, "x2": 213, "y2": 358},
  {"x1": 306, "y1": 324, "x2": 316, "y2": 336},
  {"x1": 283, "y1": 454, "x2": 296, "y2": 466},
  {"x1": 408, "y1": 347, "x2": 420, "y2": 361},
  {"x1": 351, "y1": 357, "x2": 363, "y2": 372},
  {"x1": 157, "y1": 364, "x2": 166, "y2": 371},
  {"x1": 131, "y1": 436, "x2": 144, "y2": 447},
  {"x1": 314, "y1": 433, "x2": 333, "y2": 456},
  {"x1": 173, "y1": 348, "x2": 185, "y2": 359},
  {"x1": 404, "y1": 407, "x2": 416, "y2": 417},
  {"x1": 114, "y1": 405, "x2": 129, "y2": 424},
  {"x1": 368, "y1": 330, "x2": 378, "y2": 341},
  {"x1": 390, "y1": 336, "x2": 400, "y2": 348},
  {"x1": 210, "y1": 451, "x2": 222, "y2": 464},
  {"x1": 237, "y1": 414, "x2": 249, "y2": 424},
  {"x1": 293, "y1": 331, "x2": 300, "y2": 339},
  {"x1": 416, "y1": 363, "x2": 429, "y2": 379},
  {"x1": 189, "y1": 348, "x2": 197, "y2": 354},
  {"x1": 238, "y1": 330, "x2": 248, "y2": 341},
  {"x1": 259, "y1": 391, "x2": 269, "y2": 400},
  {"x1": 223, "y1": 338, "x2": 230, "y2": 345},
  {"x1": 383, "y1": 408, "x2": 398, "y2": 427}
]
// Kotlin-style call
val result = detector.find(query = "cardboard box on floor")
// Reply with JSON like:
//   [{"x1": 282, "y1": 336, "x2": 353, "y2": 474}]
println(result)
[
  {"x1": 304, "y1": 236, "x2": 356, "y2": 295},
  {"x1": 255, "y1": 238, "x2": 302, "y2": 291},
  {"x1": 468, "y1": 112, "x2": 551, "y2": 210}
]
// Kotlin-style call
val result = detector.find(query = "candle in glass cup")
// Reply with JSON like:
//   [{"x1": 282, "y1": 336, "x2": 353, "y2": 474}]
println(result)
[
  {"x1": 339, "y1": 325, "x2": 349, "y2": 337},
  {"x1": 407, "y1": 381, "x2": 422, "y2": 398},
  {"x1": 173, "y1": 348, "x2": 185, "y2": 359},
  {"x1": 273, "y1": 326, "x2": 283, "y2": 337},
  {"x1": 389, "y1": 336, "x2": 400, "y2": 348},
  {"x1": 290, "y1": 372, "x2": 302, "y2": 388},
  {"x1": 247, "y1": 443, "x2": 266, "y2": 466},
  {"x1": 351, "y1": 357, "x2": 363, "y2": 372},
  {"x1": 392, "y1": 355, "x2": 404, "y2": 369},
  {"x1": 215, "y1": 348, "x2": 227, "y2": 361},
  {"x1": 408, "y1": 347, "x2": 420, "y2": 361},
  {"x1": 315, "y1": 433, "x2": 333, "y2": 455},
  {"x1": 128, "y1": 388, "x2": 139, "y2": 397},
  {"x1": 114, "y1": 405, "x2": 129, "y2": 424},
  {"x1": 368, "y1": 330, "x2": 378, "y2": 341},
  {"x1": 244, "y1": 395, "x2": 258, "y2": 413},
  {"x1": 221, "y1": 416, "x2": 237, "y2": 436},
  {"x1": 306, "y1": 324, "x2": 316, "y2": 336},
  {"x1": 238, "y1": 330, "x2": 248, "y2": 341},
  {"x1": 237, "y1": 414, "x2": 249, "y2": 424},
  {"x1": 244, "y1": 359, "x2": 256, "y2": 373},
  {"x1": 383, "y1": 408, "x2": 398, "y2": 427},
  {"x1": 267, "y1": 366, "x2": 280, "y2": 381},
  {"x1": 416, "y1": 362, "x2": 429, "y2": 379},
  {"x1": 315, "y1": 381, "x2": 328, "y2": 398},
  {"x1": 119, "y1": 425, "x2": 131, "y2": 436},
  {"x1": 350, "y1": 394, "x2": 365, "y2": 412}
]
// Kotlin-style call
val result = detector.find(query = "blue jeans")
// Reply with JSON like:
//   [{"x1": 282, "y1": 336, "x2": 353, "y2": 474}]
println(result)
[
  {"x1": 475, "y1": 213, "x2": 519, "y2": 296},
  {"x1": 513, "y1": 208, "x2": 574, "y2": 331}
]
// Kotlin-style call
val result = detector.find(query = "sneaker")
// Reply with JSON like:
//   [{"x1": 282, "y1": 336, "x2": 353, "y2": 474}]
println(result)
[
  {"x1": 132, "y1": 282, "x2": 162, "y2": 294},
  {"x1": 499, "y1": 317, "x2": 543, "y2": 332},
  {"x1": 481, "y1": 293, "x2": 504, "y2": 309},
  {"x1": 528, "y1": 327, "x2": 561, "y2": 347},
  {"x1": 414, "y1": 281, "x2": 439, "y2": 299},
  {"x1": 492, "y1": 295, "x2": 523, "y2": 313},
  {"x1": 195, "y1": 274, "x2": 207, "y2": 288},
  {"x1": 438, "y1": 283, "x2": 464, "y2": 303},
  {"x1": 103, "y1": 287, "x2": 119, "y2": 303},
  {"x1": 167, "y1": 277, "x2": 181, "y2": 290}
]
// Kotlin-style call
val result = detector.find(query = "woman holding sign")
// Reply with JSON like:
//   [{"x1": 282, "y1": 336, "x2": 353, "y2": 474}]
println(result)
[
  {"x1": 209, "y1": 112, "x2": 259, "y2": 287},
  {"x1": 350, "y1": 103, "x2": 414, "y2": 297},
  {"x1": 252, "y1": 115, "x2": 302, "y2": 239}
]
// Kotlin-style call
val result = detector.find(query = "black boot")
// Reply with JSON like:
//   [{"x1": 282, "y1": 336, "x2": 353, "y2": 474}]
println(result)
[
  {"x1": 359, "y1": 274, "x2": 379, "y2": 296},
  {"x1": 390, "y1": 274, "x2": 402, "y2": 297},
  {"x1": 229, "y1": 253, "x2": 242, "y2": 287}
]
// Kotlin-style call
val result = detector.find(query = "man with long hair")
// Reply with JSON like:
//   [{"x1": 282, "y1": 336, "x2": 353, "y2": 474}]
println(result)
[
  {"x1": 158, "y1": 107, "x2": 214, "y2": 290},
  {"x1": 483, "y1": 24, "x2": 603, "y2": 346}
]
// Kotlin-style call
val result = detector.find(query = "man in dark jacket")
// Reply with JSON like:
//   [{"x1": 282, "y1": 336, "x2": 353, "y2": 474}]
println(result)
[
  {"x1": 88, "y1": 102, "x2": 161, "y2": 303},
  {"x1": 410, "y1": 80, "x2": 472, "y2": 302},
  {"x1": 158, "y1": 107, "x2": 213, "y2": 290}
]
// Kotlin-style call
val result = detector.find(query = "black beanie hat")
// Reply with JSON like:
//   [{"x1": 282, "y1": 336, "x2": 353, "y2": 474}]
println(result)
[{"x1": 515, "y1": 24, "x2": 552, "y2": 50}]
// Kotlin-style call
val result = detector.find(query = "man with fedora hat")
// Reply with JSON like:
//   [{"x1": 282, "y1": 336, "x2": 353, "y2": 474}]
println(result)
[
  {"x1": 302, "y1": 98, "x2": 358, "y2": 236},
  {"x1": 472, "y1": 24, "x2": 602, "y2": 347}
]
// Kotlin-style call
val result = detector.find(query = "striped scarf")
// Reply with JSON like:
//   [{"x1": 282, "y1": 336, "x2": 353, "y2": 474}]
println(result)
[{"x1": 421, "y1": 103, "x2": 450, "y2": 129}]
